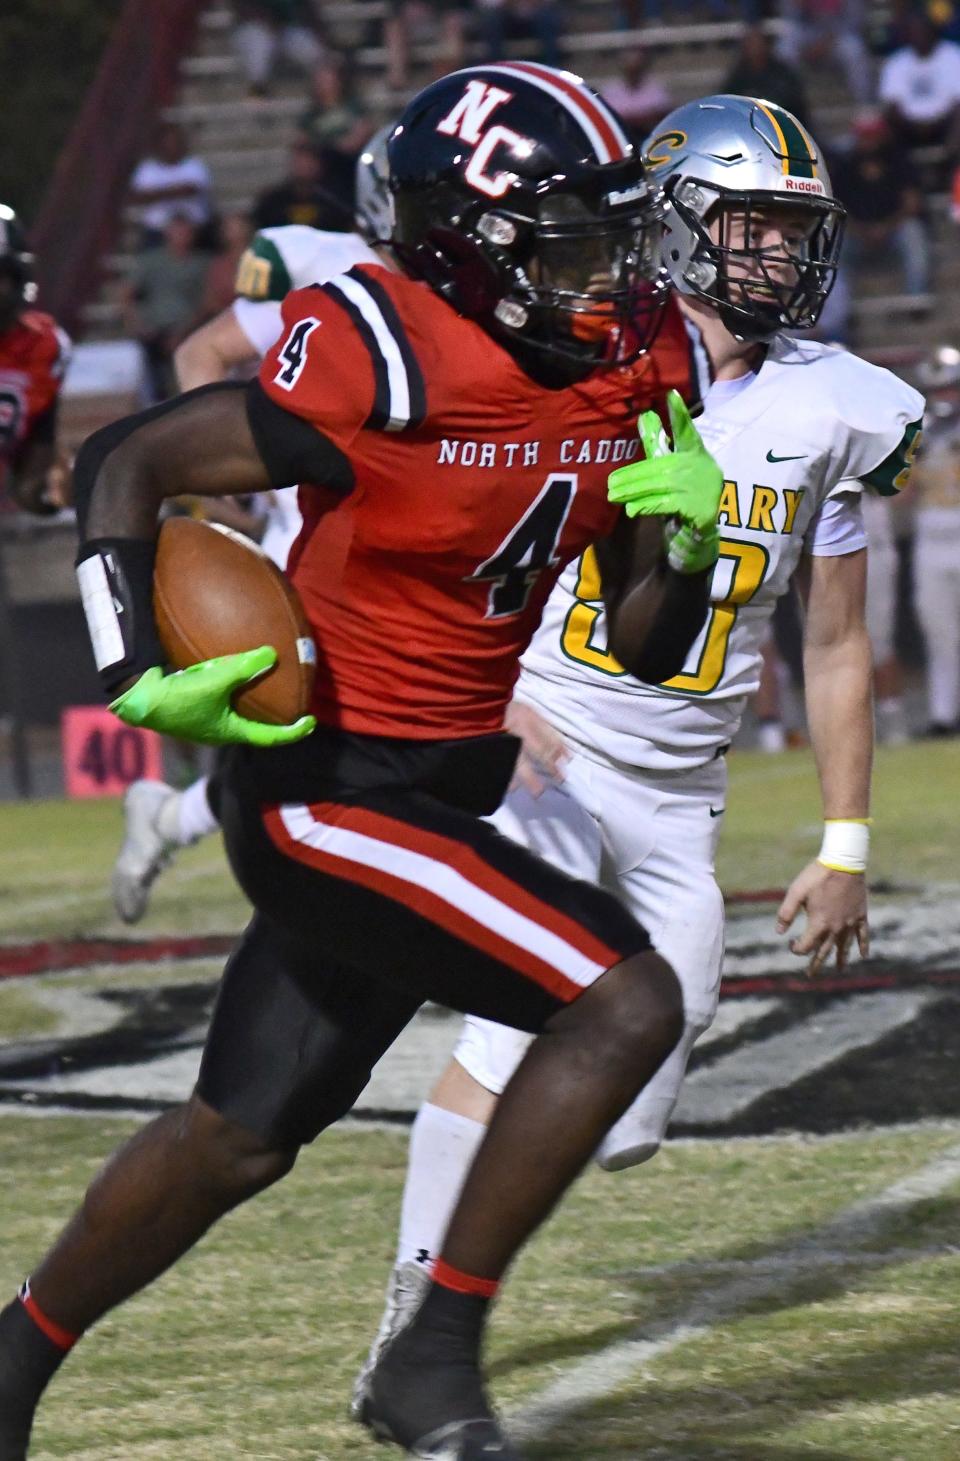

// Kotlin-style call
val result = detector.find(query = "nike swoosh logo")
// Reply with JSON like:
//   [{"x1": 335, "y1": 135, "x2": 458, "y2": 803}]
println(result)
[
  {"x1": 766, "y1": 450, "x2": 806, "y2": 463},
  {"x1": 709, "y1": 807, "x2": 724, "y2": 817}
]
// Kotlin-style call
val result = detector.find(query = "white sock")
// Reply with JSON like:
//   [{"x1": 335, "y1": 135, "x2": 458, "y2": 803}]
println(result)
[
  {"x1": 174, "y1": 776, "x2": 220, "y2": 846},
  {"x1": 396, "y1": 1102, "x2": 487, "y2": 1268}
]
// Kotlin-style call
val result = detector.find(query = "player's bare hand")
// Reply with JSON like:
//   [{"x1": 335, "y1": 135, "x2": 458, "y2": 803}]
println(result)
[
  {"x1": 776, "y1": 859, "x2": 869, "y2": 976},
  {"x1": 505, "y1": 700, "x2": 568, "y2": 797}
]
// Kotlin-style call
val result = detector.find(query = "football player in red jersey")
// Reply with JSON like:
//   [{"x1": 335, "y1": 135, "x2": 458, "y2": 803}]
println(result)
[
  {"x1": 0, "y1": 67, "x2": 724, "y2": 1461},
  {"x1": 0, "y1": 206, "x2": 71, "y2": 515}
]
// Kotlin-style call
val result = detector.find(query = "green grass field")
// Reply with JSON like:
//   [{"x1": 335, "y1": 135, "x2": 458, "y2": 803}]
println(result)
[
  {"x1": 4, "y1": 1119, "x2": 960, "y2": 1459},
  {"x1": 1, "y1": 743, "x2": 959, "y2": 1458}
]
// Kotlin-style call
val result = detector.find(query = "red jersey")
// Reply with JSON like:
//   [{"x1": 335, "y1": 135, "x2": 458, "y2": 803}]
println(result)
[
  {"x1": 258, "y1": 266, "x2": 691, "y2": 739},
  {"x1": 0, "y1": 310, "x2": 70, "y2": 492}
]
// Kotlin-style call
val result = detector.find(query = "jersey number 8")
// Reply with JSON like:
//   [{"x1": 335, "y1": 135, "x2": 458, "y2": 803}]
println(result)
[{"x1": 561, "y1": 539, "x2": 769, "y2": 696}]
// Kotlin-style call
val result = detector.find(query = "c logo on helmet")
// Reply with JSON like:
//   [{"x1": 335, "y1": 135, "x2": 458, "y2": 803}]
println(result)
[
  {"x1": 644, "y1": 129, "x2": 687, "y2": 170},
  {"x1": 436, "y1": 78, "x2": 532, "y2": 200}
]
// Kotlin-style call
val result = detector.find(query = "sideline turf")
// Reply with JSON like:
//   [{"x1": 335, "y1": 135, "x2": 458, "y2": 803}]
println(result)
[{"x1": 0, "y1": 741, "x2": 954, "y2": 945}]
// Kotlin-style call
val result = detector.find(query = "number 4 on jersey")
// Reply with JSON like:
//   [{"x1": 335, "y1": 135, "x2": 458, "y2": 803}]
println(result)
[
  {"x1": 468, "y1": 474, "x2": 576, "y2": 618},
  {"x1": 274, "y1": 317, "x2": 321, "y2": 391}
]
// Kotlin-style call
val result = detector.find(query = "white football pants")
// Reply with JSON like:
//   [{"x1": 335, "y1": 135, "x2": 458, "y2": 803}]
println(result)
[{"x1": 455, "y1": 750, "x2": 727, "y2": 1170}]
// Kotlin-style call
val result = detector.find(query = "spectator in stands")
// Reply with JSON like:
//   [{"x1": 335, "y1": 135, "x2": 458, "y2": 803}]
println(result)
[
  {"x1": 817, "y1": 110, "x2": 930, "y2": 344},
  {"x1": 622, "y1": 1, "x2": 749, "y2": 22},
  {"x1": 233, "y1": 0, "x2": 327, "y2": 99},
  {"x1": 778, "y1": 1, "x2": 873, "y2": 106},
  {"x1": 129, "y1": 124, "x2": 214, "y2": 250},
  {"x1": 383, "y1": 0, "x2": 467, "y2": 93},
  {"x1": 476, "y1": 0, "x2": 563, "y2": 71},
  {"x1": 199, "y1": 212, "x2": 254, "y2": 320},
  {"x1": 251, "y1": 138, "x2": 351, "y2": 231},
  {"x1": 296, "y1": 54, "x2": 376, "y2": 214},
  {"x1": 122, "y1": 215, "x2": 210, "y2": 402},
  {"x1": 879, "y1": 14, "x2": 960, "y2": 165},
  {"x1": 882, "y1": 0, "x2": 960, "y2": 52},
  {"x1": 910, "y1": 344, "x2": 960, "y2": 736},
  {"x1": 721, "y1": 26, "x2": 810, "y2": 127},
  {"x1": 601, "y1": 47, "x2": 673, "y2": 142}
]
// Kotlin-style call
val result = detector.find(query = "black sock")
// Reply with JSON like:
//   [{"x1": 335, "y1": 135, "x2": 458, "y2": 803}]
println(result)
[
  {"x1": 406, "y1": 1283, "x2": 491, "y2": 1362},
  {"x1": 0, "y1": 1296, "x2": 71, "y2": 1458}
]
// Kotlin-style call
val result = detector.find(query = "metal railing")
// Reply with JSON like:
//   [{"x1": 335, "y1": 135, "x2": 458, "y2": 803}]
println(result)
[{"x1": 31, "y1": 0, "x2": 207, "y2": 335}]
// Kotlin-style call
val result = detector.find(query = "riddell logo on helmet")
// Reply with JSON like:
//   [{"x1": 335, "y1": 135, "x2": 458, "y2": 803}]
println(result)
[
  {"x1": 607, "y1": 182, "x2": 648, "y2": 206},
  {"x1": 783, "y1": 176, "x2": 826, "y2": 195}
]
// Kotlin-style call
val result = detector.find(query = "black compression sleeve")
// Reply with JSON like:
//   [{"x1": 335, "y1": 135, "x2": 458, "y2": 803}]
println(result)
[{"x1": 245, "y1": 380, "x2": 355, "y2": 495}]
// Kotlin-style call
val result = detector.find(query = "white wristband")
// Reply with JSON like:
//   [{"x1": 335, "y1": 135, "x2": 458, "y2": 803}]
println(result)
[{"x1": 817, "y1": 818, "x2": 871, "y2": 875}]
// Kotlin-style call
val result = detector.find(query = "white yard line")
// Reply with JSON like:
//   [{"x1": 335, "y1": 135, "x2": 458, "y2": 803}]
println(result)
[
  {"x1": 674, "y1": 988, "x2": 932, "y2": 1126},
  {"x1": 509, "y1": 1137, "x2": 960, "y2": 1443}
]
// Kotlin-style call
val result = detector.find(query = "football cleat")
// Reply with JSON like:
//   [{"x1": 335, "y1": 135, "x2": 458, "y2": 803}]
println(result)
[
  {"x1": 359, "y1": 1323, "x2": 522, "y2": 1459},
  {"x1": 351, "y1": 1259, "x2": 433, "y2": 1420},
  {"x1": 110, "y1": 779, "x2": 179, "y2": 924},
  {"x1": 363, "y1": 1413, "x2": 520, "y2": 1459}
]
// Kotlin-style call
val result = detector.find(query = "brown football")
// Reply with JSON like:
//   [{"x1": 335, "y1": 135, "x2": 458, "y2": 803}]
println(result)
[{"x1": 153, "y1": 517, "x2": 315, "y2": 725}]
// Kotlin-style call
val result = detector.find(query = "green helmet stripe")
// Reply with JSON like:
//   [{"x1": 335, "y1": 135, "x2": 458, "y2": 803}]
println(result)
[{"x1": 757, "y1": 102, "x2": 817, "y2": 180}]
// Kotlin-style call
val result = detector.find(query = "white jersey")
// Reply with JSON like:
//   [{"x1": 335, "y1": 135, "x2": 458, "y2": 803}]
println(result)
[
  {"x1": 229, "y1": 226, "x2": 380, "y2": 567},
  {"x1": 519, "y1": 335, "x2": 924, "y2": 772},
  {"x1": 232, "y1": 226, "x2": 380, "y2": 358}
]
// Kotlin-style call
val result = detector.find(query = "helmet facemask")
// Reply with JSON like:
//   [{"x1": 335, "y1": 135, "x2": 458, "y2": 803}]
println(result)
[
  {"x1": 665, "y1": 177, "x2": 845, "y2": 340},
  {"x1": 394, "y1": 180, "x2": 666, "y2": 385},
  {"x1": 497, "y1": 190, "x2": 666, "y2": 375}
]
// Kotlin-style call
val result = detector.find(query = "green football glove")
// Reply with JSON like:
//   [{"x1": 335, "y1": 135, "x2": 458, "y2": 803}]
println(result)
[
  {"x1": 607, "y1": 390, "x2": 724, "y2": 574},
  {"x1": 110, "y1": 646, "x2": 316, "y2": 747}
]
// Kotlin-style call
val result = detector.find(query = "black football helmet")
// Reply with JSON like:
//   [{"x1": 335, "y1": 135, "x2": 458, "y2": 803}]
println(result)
[
  {"x1": 388, "y1": 63, "x2": 666, "y2": 384},
  {"x1": 0, "y1": 205, "x2": 35, "y2": 330}
]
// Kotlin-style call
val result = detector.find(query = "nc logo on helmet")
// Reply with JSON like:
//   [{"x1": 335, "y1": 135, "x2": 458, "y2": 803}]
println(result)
[{"x1": 436, "y1": 78, "x2": 533, "y2": 200}]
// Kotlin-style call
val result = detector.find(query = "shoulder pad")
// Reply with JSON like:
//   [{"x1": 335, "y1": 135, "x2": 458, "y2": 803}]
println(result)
[
  {"x1": 234, "y1": 233, "x2": 293, "y2": 302},
  {"x1": 783, "y1": 345, "x2": 925, "y2": 493}
]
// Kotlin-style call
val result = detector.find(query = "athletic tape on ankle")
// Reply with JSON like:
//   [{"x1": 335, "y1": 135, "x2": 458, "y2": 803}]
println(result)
[
  {"x1": 18, "y1": 1281, "x2": 79, "y2": 1351},
  {"x1": 817, "y1": 818, "x2": 871, "y2": 875},
  {"x1": 431, "y1": 1259, "x2": 500, "y2": 1300}
]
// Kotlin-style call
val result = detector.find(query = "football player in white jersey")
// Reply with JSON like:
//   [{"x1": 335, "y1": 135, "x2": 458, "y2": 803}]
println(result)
[
  {"x1": 351, "y1": 93, "x2": 925, "y2": 1417},
  {"x1": 109, "y1": 129, "x2": 396, "y2": 922}
]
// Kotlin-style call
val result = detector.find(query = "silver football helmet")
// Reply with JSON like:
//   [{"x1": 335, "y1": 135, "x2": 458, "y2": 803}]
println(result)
[
  {"x1": 644, "y1": 94, "x2": 845, "y2": 340},
  {"x1": 355, "y1": 123, "x2": 394, "y2": 244}
]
